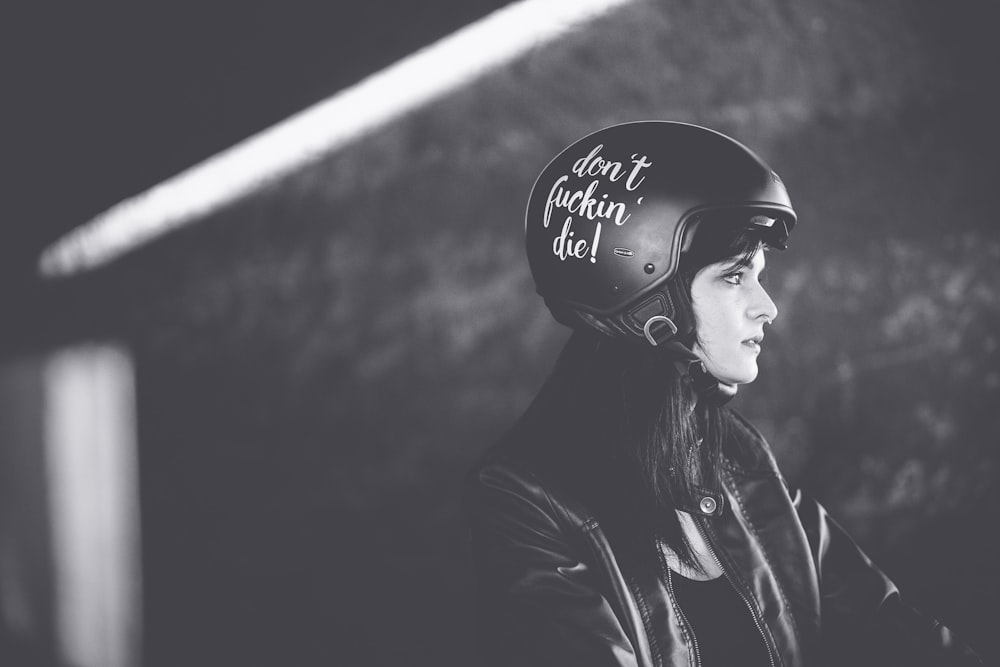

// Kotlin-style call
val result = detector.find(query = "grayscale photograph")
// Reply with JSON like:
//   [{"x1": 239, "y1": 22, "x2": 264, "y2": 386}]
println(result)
[{"x1": 0, "y1": 2, "x2": 996, "y2": 665}]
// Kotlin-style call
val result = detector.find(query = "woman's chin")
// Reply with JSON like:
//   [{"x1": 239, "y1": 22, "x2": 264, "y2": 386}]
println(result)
[{"x1": 708, "y1": 363, "x2": 758, "y2": 386}]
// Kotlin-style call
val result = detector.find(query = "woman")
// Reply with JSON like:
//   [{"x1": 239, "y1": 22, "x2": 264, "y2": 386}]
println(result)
[{"x1": 463, "y1": 122, "x2": 981, "y2": 666}]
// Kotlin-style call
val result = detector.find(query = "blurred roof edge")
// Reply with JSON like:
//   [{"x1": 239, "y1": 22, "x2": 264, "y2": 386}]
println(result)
[{"x1": 36, "y1": 0, "x2": 633, "y2": 280}]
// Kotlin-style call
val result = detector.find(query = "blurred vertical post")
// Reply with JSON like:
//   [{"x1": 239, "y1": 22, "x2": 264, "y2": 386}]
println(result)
[
  {"x1": 0, "y1": 345, "x2": 142, "y2": 667},
  {"x1": 45, "y1": 344, "x2": 141, "y2": 667}
]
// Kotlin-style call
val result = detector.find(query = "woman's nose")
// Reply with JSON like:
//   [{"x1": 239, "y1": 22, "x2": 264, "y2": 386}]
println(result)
[{"x1": 751, "y1": 284, "x2": 778, "y2": 323}]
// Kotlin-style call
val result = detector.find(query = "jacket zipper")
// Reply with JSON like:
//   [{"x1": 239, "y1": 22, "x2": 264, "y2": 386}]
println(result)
[
  {"x1": 694, "y1": 516, "x2": 778, "y2": 667},
  {"x1": 658, "y1": 544, "x2": 701, "y2": 667}
]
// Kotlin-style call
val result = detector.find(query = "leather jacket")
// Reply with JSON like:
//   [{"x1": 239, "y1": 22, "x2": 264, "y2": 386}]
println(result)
[{"x1": 463, "y1": 408, "x2": 982, "y2": 666}]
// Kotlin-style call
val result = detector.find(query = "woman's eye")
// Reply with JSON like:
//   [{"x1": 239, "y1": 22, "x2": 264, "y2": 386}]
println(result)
[{"x1": 722, "y1": 273, "x2": 743, "y2": 285}]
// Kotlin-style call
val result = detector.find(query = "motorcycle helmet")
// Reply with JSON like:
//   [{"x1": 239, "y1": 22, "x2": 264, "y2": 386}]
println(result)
[{"x1": 525, "y1": 121, "x2": 796, "y2": 350}]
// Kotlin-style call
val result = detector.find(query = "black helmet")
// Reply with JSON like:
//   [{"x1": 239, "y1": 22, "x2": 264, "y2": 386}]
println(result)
[{"x1": 525, "y1": 121, "x2": 796, "y2": 348}]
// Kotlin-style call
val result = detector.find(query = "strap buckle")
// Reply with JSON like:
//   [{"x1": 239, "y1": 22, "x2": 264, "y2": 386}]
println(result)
[{"x1": 643, "y1": 316, "x2": 677, "y2": 346}]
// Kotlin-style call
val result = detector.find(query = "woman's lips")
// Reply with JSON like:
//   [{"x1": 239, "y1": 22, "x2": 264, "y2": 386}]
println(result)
[{"x1": 742, "y1": 334, "x2": 763, "y2": 352}]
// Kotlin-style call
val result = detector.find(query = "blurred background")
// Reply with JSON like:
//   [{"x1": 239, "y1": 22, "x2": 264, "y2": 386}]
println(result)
[{"x1": 1, "y1": 1, "x2": 998, "y2": 665}]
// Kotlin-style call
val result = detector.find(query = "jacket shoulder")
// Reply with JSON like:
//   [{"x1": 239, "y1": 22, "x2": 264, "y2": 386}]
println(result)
[
  {"x1": 720, "y1": 408, "x2": 784, "y2": 477},
  {"x1": 462, "y1": 418, "x2": 595, "y2": 535}
]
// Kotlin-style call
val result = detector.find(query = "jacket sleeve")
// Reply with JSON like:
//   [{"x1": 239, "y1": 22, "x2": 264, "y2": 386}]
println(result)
[
  {"x1": 793, "y1": 489, "x2": 983, "y2": 666},
  {"x1": 463, "y1": 461, "x2": 642, "y2": 667}
]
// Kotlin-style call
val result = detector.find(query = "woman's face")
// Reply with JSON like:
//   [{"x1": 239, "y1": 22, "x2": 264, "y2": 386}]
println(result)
[{"x1": 689, "y1": 246, "x2": 777, "y2": 385}]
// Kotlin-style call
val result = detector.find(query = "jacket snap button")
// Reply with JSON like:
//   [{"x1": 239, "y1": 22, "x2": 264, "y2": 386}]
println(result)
[{"x1": 699, "y1": 496, "x2": 717, "y2": 514}]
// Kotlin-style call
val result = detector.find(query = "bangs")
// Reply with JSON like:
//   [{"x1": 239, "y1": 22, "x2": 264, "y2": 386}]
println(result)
[{"x1": 678, "y1": 212, "x2": 768, "y2": 278}]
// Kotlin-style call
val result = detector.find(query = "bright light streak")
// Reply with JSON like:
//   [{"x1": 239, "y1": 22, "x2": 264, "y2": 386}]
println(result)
[{"x1": 39, "y1": 0, "x2": 633, "y2": 278}]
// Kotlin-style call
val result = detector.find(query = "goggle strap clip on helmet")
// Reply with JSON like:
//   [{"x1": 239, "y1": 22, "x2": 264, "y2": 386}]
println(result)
[
  {"x1": 642, "y1": 316, "x2": 677, "y2": 346},
  {"x1": 625, "y1": 282, "x2": 690, "y2": 347}
]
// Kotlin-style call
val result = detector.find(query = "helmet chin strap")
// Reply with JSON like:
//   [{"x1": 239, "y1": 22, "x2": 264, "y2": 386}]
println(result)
[
  {"x1": 658, "y1": 338, "x2": 738, "y2": 407},
  {"x1": 630, "y1": 283, "x2": 737, "y2": 407},
  {"x1": 688, "y1": 361, "x2": 738, "y2": 407}
]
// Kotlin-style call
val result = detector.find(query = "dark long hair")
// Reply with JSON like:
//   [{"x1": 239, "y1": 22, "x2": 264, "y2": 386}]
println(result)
[{"x1": 532, "y1": 215, "x2": 768, "y2": 571}]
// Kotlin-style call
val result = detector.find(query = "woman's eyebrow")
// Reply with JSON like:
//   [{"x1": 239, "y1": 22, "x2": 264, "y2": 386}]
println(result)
[{"x1": 721, "y1": 258, "x2": 752, "y2": 272}]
